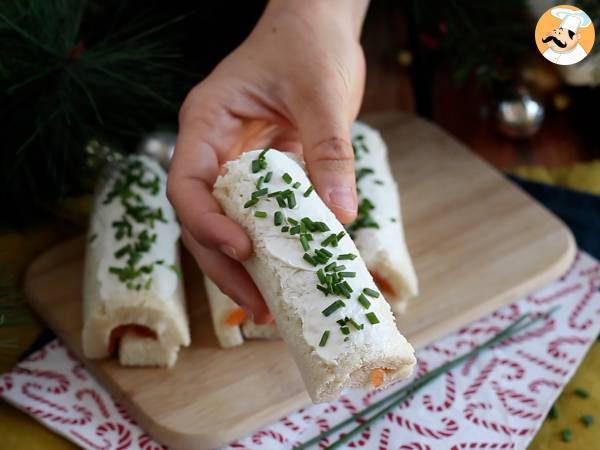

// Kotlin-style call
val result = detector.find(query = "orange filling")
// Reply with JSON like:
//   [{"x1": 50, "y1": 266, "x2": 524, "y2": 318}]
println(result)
[
  {"x1": 370, "y1": 368, "x2": 386, "y2": 388},
  {"x1": 224, "y1": 307, "x2": 246, "y2": 326},
  {"x1": 108, "y1": 324, "x2": 157, "y2": 354},
  {"x1": 370, "y1": 271, "x2": 396, "y2": 297}
]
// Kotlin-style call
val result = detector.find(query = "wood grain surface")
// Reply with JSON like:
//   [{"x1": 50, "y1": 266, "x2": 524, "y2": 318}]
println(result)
[{"x1": 24, "y1": 112, "x2": 576, "y2": 450}]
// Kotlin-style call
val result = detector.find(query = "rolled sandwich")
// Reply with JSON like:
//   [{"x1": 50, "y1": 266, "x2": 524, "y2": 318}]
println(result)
[
  {"x1": 349, "y1": 122, "x2": 418, "y2": 312},
  {"x1": 82, "y1": 155, "x2": 190, "y2": 367},
  {"x1": 213, "y1": 149, "x2": 415, "y2": 402}
]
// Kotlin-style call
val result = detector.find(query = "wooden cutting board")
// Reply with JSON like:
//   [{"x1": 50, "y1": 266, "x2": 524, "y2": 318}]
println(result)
[{"x1": 24, "y1": 112, "x2": 575, "y2": 450}]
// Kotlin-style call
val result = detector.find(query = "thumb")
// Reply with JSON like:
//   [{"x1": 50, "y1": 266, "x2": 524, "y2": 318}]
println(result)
[{"x1": 296, "y1": 96, "x2": 357, "y2": 224}]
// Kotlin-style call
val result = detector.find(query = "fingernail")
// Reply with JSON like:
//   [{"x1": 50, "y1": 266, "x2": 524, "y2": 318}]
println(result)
[
  {"x1": 220, "y1": 245, "x2": 239, "y2": 261},
  {"x1": 328, "y1": 187, "x2": 357, "y2": 213}
]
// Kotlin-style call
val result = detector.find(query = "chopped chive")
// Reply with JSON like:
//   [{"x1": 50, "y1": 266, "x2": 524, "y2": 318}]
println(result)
[
  {"x1": 256, "y1": 176, "x2": 264, "y2": 189},
  {"x1": 341, "y1": 281, "x2": 353, "y2": 293},
  {"x1": 288, "y1": 217, "x2": 298, "y2": 225},
  {"x1": 575, "y1": 387, "x2": 590, "y2": 398},
  {"x1": 290, "y1": 225, "x2": 301, "y2": 235},
  {"x1": 338, "y1": 253, "x2": 357, "y2": 260},
  {"x1": 336, "y1": 231, "x2": 346, "y2": 241},
  {"x1": 299, "y1": 222, "x2": 307, "y2": 233},
  {"x1": 358, "y1": 293, "x2": 371, "y2": 309},
  {"x1": 292, "y1": 181, "x2": 301, "y2": 189},
  {"x1": 315, "y1": 222, "x2": 330, "y2": 232},
  {"x1": 548, "y1": 404, "x2": 559, "y2": 419},
  {"x1": 363, "y1": 287, "x2": 380, "y2": 298},
  {"x1": 390, "y1": 218, "x2": 397, "y2": 222},
  {"x1": 274, "y1": 211, "x2": 284, "y2": 226},
  {"x1": 244, "y1": 198, "x2": 259, "y2": 208},
  {"x1": 337, "y1": 283, "x2": 352, "y2": 299},
  {"x1": 282, "y1": 173, "x2": 293, "y2": 184},
  {"x1": 304, "y1": 233, "x2": 314, "y2": 241},
  {"x1": 347, "y1": 318, "x2": 364, "y2": 330},
  {"x1": 276, "y1": 196, "x2": 287, "y2": 207},
  {"x1": 259, "y1": 158, "x2": 268, "y2": 169},
  {"x1": 340, "y1": 326, "x2": 350, "y2": 335},
  {"x1": 317, "y1": 285, "x2": 329, "y2": 295},
  {"x1": 300, "y1": 235, "x2": 310, "y2": 251},
  {"x1": 303, "y1": 253, "x2": 317, "y2": 266},
  {"x1": 287, "y1": 191, "x2": 297, "y2": 209},
  {"x1": 267, "y1": 190, "x2": 282, "y2": 198},
  {"x1": 366, "y1": 312, "x2": 380, "y2": 324},
  {"x1": 336, "y1": 318, "x2": 347, "y2": 326},
  {"x1": 333, "y1": 265, "x2": 346, "y2": 272},
  {"x1": 322, "y1": 300, "x2": 345, "y2": 317},
  {"x1": 252, "y1": 188, "x2": 269, "y2": 198},
  {"x1": 259, "y1": 147, "x2": 270, "y2": 159},
  {"x1": 281, "y1": 225, "x2": 289, "y2": 232},
  {"x1": 581, "y1": 415, "x2": 594, "y2": 427},
  {"x1": 251, "y1": 159, "x2": 261, "y2": 173},
  {"x1": 314, "y1": 253, "x2": 329, "y2": 264},
  {"x1": 319, "y1": 330, "x2": 330, "y2": 347},
  {"x1": 340, "y1": 272, "x2": 356, "y2": 278},
  {"x1": 254, "y1": 211, "x2": 267, "y2": 218},
  {"x1": 375, "y1": 180, "x2": 384, "y2": 185},
  {"x1": 319, "y1": 248, "x2": 333, "y2": 257},
  {"x1": 115, "y1": 244, "x2": 131, "y2": 258},
  {"x1": 303, "y1": 185, "x2": 314, "y2": 197},
  {"x1": 317, "y1": 269, "x2": 326, "y2": 284},
  {"x1": 560, "y1": 428, "x2": 572, "y2": 443},
  {"x1": 321, "y1": 234, "x2": 336, "y2": 246},
  {"x1": 264, "y1": 171, "x2": 273, "y2": 182},
  {"x1": 325, "y1": 262, "x2": 337, "y2": 272}
]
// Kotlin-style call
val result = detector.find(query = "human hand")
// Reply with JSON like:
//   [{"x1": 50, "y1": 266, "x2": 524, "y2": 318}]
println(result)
[{"x1": 168, "y1": 0, "x2": 369, "y2": 322}]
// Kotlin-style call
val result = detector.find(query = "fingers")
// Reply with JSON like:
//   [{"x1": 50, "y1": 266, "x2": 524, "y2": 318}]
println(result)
[
  {"x1": 293, "y1": 89, "x2": 358, "y2": 224},
  {"x1": 182, "y1": 228, "x2": 271, "y2": 323},
  {"x1": 168, "y1": 100, "x2": 253, "y2": 261}
]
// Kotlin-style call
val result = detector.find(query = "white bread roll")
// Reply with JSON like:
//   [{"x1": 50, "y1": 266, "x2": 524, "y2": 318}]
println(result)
[
  {"x1": 213, "y1": 149, "x2": 415, "y2": 402},
  {"x1": 82, "y1": 155, "x2": 190, "y2": 367},
  {"x1": 350, "y1": 121, "x2": 418, "y2": 312},
  {"x1": 204, "y1": 276, "x2": 245, "y2": 348}
]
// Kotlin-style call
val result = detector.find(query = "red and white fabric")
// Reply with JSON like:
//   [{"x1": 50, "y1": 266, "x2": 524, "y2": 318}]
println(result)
[{"x1": 1, "y1": 251, "x2": 599, "y2": 450}]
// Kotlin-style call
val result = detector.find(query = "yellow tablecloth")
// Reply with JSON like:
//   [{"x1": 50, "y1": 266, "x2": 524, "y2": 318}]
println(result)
[{"x1": 1, "y1": 162, "x2": 598, "y2": 449}]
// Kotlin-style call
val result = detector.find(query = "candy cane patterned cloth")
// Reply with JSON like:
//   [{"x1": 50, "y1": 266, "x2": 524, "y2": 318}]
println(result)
[{"x1": 1, "y1": 251, "x2": 599, "y2": 450}]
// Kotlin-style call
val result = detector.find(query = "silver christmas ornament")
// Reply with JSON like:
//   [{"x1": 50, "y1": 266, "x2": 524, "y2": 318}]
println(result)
[
  {"x1": 495, "y1": 87, "x2": 545, "y2": 139},
  {"x1": 137, "y1": 131, "x2": 177, "y2": 169}
]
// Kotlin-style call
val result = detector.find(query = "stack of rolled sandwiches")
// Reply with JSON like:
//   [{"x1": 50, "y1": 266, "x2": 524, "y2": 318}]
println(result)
[{"x1": 81, "y1": 121, "x2": 417, "y2": 402}]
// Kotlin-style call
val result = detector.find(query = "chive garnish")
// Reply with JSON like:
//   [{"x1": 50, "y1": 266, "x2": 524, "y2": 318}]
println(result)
[
  {"x1": 366, "y1": 312, "x2": 380, "y2": 324},
  {"x1": 319, "y1": 248, "x2": 333, "y2": 257},
  {"x1": 347, "y1": 318, "x2": 363, "y2": 330},
  {"x1": 333, "y1": 265, "x2": 346, "y2": 272},
  {"x1": 251, "y1": 159, "x2": 261, "y2": 173},
  {"x1": 340, "y1": 272, "x2": 356, "y2": 278},
  {"x1": 281, "y1": 226, "x2": 289, "y2": 232},
  {"x1": 282, "y1": 172, "x2": 293, "y2": 184},
  {"x1": 336, "y1": 231, "x2": 346, "y2": 241},
  {"x1": 267, "y1": 190, "x2": 282, "y2": 198},
  {"x1": 259, "y1": 147, "x2": 270, "y2": 159},
  {"x1": 315, "y1": 222, "x2": 330, "y2": 232},
  {"x1": 287, "y1": 191, "x2": 297, "y2": 208},
  {"x1": 582, "y1": 415, "x2": 594, "y2": 427},
  {"x1": 292, "y1": 181, "x2": 301, "y2": 189},
  {"x1": 560, "y1": 428, "x2": 572, "y2": 443},
  {"x1": 252, "y1": 188, "x2": 268, "y2": 198},
  {"x1": 548, "y1": 404, "x2": 559, "y2": 419},
  {"x1": 317, "y1": 269, "x2": 326, "y2": 284},
  {"x1": 575, "y1": 387, "x2": 590, "y2": 398},
  {"x1": 259, "y1": 158, "x2": 267, "y2": 169},
  {"x1": 264, "y1": 171, "x2": 273, "y2": 182},
  {"x1": 338, "y1": 253, "x2": 357, "y2": 260},
  {"x1": 363, "y1": 287, "x2": 380, "y2": 298},
  {"x1": 290, "y1": 225, "x2": 301, "y2": 235},
  {"x1": 340, "y1": 326, "x2": 350, "y2": 335},
  {"x1": 325, "y1": 262, "x2": 337, "y2": 272},
  {"x1": 319, "y1": 330, "x2": 330, "y2": 347},
  {"x1": 322, "y1": 300, "x2": 345, "y2": 317},
  {"x1": 288, "y1": 217, "x2": 298, "y2": 225},
  {"x1": 254, "y1": 211, "x2": 267, "y2": 218},
  {"x1": 374, "y1": 180, "x2": 384, "y2": 185},
  {"x1": 316, "y1": 285, "x2": 329, "y2": 295},
  {"x1": 358, "y1": 294, "x2": 371, "y2": 309},
  {"x1": 337, "y1": 283, "x2": 352, "y2": 299},
  {"x1": 303, "y1": 253, "x2": 317, "y2": 266},
  {"x1": 274, "y1": 211, "x2": 284, "y2": 226},
  {"x1": 244, "y1": 198, "x2": 259, "y2": 208},
  {"x1": 321, "y1": 234, "x2": 337, "y2": 247},
  {"x1": 304, "y1": 185, "x2": 314, "y2": 197},
  {"x1": 276, "y1": 196, "x2": 286, "y2": 207},
  {"x1": 300, "y1": 235, "x2": 310, "y2": 251},
  {"x1": 256, "y1": 176, "x2": 264, "y2": 189}
]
